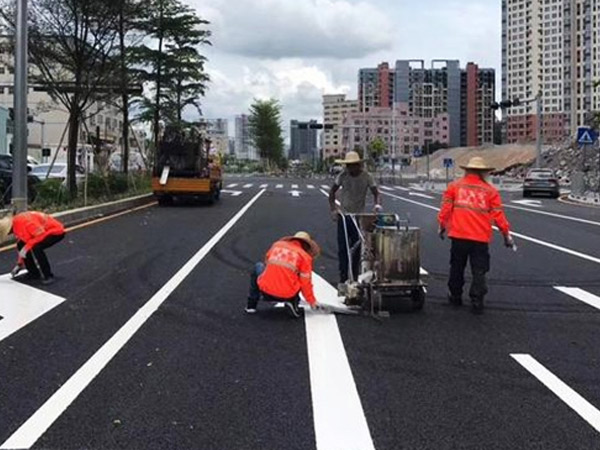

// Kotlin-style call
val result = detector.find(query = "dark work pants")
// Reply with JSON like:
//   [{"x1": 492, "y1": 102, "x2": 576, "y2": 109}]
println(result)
[
  {"x1": 247, "y1": 262, "x2": 300, "y2": 309},
  {"x1": 337, "y1": 215, "x2": 360, "y2": 283},
  {"x1": 17, "y1": 233, "x2": 65, "y2": 279},
  {"x1": 448, "y1": 238, "x2": 490, "y2": 303}
]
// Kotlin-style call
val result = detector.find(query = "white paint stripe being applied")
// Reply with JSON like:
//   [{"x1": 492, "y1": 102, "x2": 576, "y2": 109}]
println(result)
[
  {"x1": 226, "y1": 183, "x2": 238, "y2": 188},
  {"x1": 0, "y1": 190, "x2": 266, "y2": 450},
  {"x1": 0, "y1": 275, "x2": 66, "y2": 344},
  {"x1": 511, "y1": 354, "x2": 600, "y2": 433},
  {"x1": 505, "y1": 204, "x2": 600, "y2": 227},
  {"x1": 305, "y1": 273, "x2": 375, "y2": 450},
  {"x1": 554, "y1": 287, "x2": 600, "y2": 311},
  {"x1": 307, "y1": 184, "x2": 315, "y2": 189},
  {"x1": 380, "y1": 191, "x2": 600, "y2": 266}
]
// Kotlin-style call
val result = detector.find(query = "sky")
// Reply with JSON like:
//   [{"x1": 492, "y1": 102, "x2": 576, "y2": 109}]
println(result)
[{"x1": 187, "y1": 0, "x2": 501, "y2": 140}]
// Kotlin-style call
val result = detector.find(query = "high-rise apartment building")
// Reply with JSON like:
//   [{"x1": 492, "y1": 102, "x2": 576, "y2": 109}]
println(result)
[
  {"x1": 234, "y1": 115, "x2": 258, "y2": 161},
  {"x1": 502, "y1": 0, "x2": 600, "y2": 143},
  {"x1": 358, "y1": 60, "x2": 495, "y2": 148},
  {"x1": 289, "y1": 120, "x2": 319, "y2": 161},
  {"x1": 322, "y1": 94, "x2": 359, "y2": 159}
]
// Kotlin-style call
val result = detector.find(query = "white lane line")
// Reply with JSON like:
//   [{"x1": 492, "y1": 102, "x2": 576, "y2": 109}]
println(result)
[
  {"x1": 0, "y1": 274, "x2": 66, "y2": 344},
  {"x1": 305, "y1": 273, "x2": 375, "y2": 450},
  {"x1": 0, "y1": 190, "x2": 267, "y2": 450},
  {"x1": 276, "y1": 184, "x2": 283, "y2": 189},
  {"x1": 259, "y1": 184, "x2": 268, "y2": 189},
  {"x1": 307, "y1": 184, "x2": 315, "y2": 189},
  {"x1": 321, "y1": 185, "x2": 330, "y2": 190},
  {"x1": 409, "y1": 192, "x2": 435, "y2": 200},
  {"x1": 505, "y1": 204, "x2": 600, "y2": 227},
  {"x1": 380, "y1": 186, "x2": 394, "y2": 191},
  {"x1": 226, "y1": 183, "x2": 238, "y2": 188},
  {"x1": 409, "y1": 184, "x2": 426, "y2": 191},
  {"x1": 554, "y1": 287, "x2": 600, "y2": 311},
  {"x1": 395, "y1": 186, "x2": 410, "y2": 192},
  {"x1": 420, "y1": 267, "x2": 428, "y2": 276},
  {"x1": 243, "y1": 183, "x2": 253, "y2": 188},
  {"x1": 320, "y1": 189, "x2": 340, "y2": 206},
  {"x1": 381, "y1": 191, "x2": 600, "y2": 266},
  {"x1": 292, "y1": 184, "x2": 299, "y2": 189},
  {"x1": 511, "y1": 354, "x2": 600, "y2": 434}
]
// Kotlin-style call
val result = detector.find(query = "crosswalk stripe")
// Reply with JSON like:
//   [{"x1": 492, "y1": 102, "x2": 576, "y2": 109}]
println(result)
[
  {"x1": 292, "y1": 184, "x2": 299, "y2": 189},
  {"x1": 321, "y1": 185, "x2": 330, "y2": 190},
  {"x1": 307, "y1": 185, "x2": 315, "y2": 189},
  {"x1": 554, "y1": 287, "x2": 600, "y2": 311},
  {"x1": 380, "y1": 186, "x2": 394, "y2": 191},
  {"x1": 226, "y1": 183, "x2": 238, "y2": 188},
  {"x1": 276, "y1": 184, "x2": 283, "y2": 189},
  {"x1": 243, "y1": 184, "x2": 253, "y2": 188},
  {"x1": 260, "y1": 184, "x2": 268, "y2": 189}
]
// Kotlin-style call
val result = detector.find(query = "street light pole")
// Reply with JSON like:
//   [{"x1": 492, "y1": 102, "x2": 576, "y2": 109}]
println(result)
[
  {"x1": 535, "y1": 91, "x2": 542, "y2": 167},
  {"x1": 12, "y1": 0, "x2": 28, "y2": 212}
]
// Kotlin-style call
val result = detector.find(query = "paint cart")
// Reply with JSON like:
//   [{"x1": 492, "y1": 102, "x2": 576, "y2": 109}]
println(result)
[{"x1": 338, "y1": 213, "x2": 426, "y2": 316}]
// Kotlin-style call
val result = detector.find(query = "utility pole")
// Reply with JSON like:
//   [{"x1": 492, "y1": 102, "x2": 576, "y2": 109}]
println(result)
[
  {"x1": 11, "y1": 0, "x2": 28, "y2": 212},
  {"x1": 535, "y1": 91, "x2": 542, "y2": 167}
]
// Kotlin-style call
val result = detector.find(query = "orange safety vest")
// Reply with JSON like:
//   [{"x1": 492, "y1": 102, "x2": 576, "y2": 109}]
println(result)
[
  {"x1": 12, "y1": 211, "x2": 65, "y2": 252},
  {"x1": 258, "y1": 239, "x2": 317, "y2": 305},
  {"x1": 438, "y1": 174, "x2": 510, "y2": 243}
]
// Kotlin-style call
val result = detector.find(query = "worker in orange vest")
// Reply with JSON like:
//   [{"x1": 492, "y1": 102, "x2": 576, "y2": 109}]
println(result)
[
  {"x1": 246, "y1": 231, "x2": 321, "y2": 318},
  {"x1": 438, "y1": 157, "x2": 514, "y2": 314},
  {"x1": 0, "y1": 211, "x2": 66, "y2": 284}
]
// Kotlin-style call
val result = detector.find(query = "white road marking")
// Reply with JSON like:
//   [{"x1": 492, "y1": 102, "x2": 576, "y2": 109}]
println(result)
[
  {"x1": 0, "y1": 190, "x2": 267, "y2": 450},
  {"x1": 380, "y1": 186, "x2": 394, "y2": 191},
  {"x1": 307, "y1": 184, "x2": 315, "y2": 189},
  {"x1": 221, "y1": 189, "x2": 242, "y2": 197},
  {"x1": 321, "y1": 189, "x2": 340, "y2": 206},
  {"x1": 511, "y1": 354, "x2": 600, "y2": 434},
  {"x1": 395, "y1": 186, "x2": 410, "y2": 192},
  {"x1": 289, "y1": 190, "x2": 302, "y2": 198},
  {"x1": 226, "y1": 183, "x2": 238, "y2": 188},
  {"x1": 305, "y1": 273, "x2": 375, "y2": 450},
  {"x1": 292, "y1": 184, "x2": 299, "y2": 189},
  {"x1": 259, "y1": 184, "x2": 268, "y2": 189},
  {"x1": 409, "y1": 183, "x2": 426, "y2": 191},
  {"x1": 0, "y1": 275, "x2": 66, "y2": 344},
  {"x1": 554, "y1": 287, "x2": 600, "y2": 311},
  {"x1": 380, "y1": 191, "x2": 600, "y2": 266},
  {"x1": 276, "y1": 184, "x2": 283, "y2": 189},
  {"x1": 511, "y1": 199, "x2": 543, "y2": 208},
  {"x1": 243, "y1": 184, "x2": 253, "y2": 188},
  {"x1": 409, "y1": 192, "x2": 435, "y2": 200},
  {"x1": 321, "y1": 185, "x2": 330, "y2": 190},
  {"x1": 420, "y1": 267, "x2": 428, "y2": 276},
  {"x1": 505, "y1": 204, "x2": 600, "y2": 227}
]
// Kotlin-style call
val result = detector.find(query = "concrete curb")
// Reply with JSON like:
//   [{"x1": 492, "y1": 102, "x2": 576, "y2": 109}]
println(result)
[{"x1": 558, "y1": 194, "x2": 600, "y2": 208}]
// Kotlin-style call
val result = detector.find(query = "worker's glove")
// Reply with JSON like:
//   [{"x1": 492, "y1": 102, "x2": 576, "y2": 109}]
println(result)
[
  {"x1": 373, "y1": 204, "x2": 383, "y2": 213},
  {"x1": 438, "y1": 226, "x2": 446, "y2": 240},
  {"x1": 10, "y1": 263, "x2": 23, "y2": 279},
  {"x1": 504, "y1": 234, "x2": 516, "y2": 249},
  {"x1": 18, "y1": 247, "x2": 28, "y2": 260}
]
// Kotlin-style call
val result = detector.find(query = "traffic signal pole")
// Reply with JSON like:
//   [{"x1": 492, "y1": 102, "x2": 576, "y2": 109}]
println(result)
[{"x1": 12, "y1": 0, "x2": 28, "y2": 212}]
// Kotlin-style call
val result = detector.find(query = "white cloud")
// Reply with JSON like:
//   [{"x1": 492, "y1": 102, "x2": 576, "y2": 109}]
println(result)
[{"x1": 191, "y1": 0, "x2": 393, "y2": 59}]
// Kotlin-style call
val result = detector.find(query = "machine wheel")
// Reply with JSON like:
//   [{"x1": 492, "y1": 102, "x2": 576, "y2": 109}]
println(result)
[{"x1": 411, "y1": 287, "x2": 425, "y2": 311}]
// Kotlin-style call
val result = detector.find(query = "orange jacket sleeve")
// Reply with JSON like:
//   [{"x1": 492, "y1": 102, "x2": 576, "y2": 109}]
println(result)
[
  {"x1": 298, "y1": 256, "x2": 317, "y2": 306},
  {"x1": 489, "y1": 189, "x2": 511, "y2": 236},
  {"x1": 438, "y1": 183, "x2": 456, "y2": 228}
]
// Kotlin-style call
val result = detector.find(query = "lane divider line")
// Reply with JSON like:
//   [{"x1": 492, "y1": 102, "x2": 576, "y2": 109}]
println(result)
[
  {"x1": 0, "y1": 190, "x2": 266, "y2": 450},
  {"x1": 504, "y1": 204, "x2": 600, "y2": 227},
  {"x1": 380, "y1": 191, "x2": 600, "y2": 266},
  {"x1": 554, "y1": 287, "x2": 600, "y2": 311},
  {"x1": 511, "y1": 354, "x2": 600, "y2": 434}
]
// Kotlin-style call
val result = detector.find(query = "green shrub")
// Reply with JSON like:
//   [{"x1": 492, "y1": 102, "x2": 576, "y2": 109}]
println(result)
[
  {"x1": 107, "y1": 173, "x2": 129, "y2": 195},
  {"x1": 33, "y1": 179, "x2": 68, "y2": 208},
  {"x1": 86, "y1": 173, "x2": 109, "y2": 199}
]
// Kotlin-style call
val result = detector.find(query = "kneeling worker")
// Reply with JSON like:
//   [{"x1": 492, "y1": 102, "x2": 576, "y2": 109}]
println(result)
[
  {"x1": 0, "y1": 211, "x2": 66, "y2": 284},
  {"x1": 246, "y1": 232, "x2": 321, "y2": 317}
]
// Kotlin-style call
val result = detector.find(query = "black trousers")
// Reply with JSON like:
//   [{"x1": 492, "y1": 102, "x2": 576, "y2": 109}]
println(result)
[
  {"x1": 16, "y1": 233, "x2": 65, "y2": 279},
  {"x1": 337, "y1": 215, "x2": 360, "y2": 283},
  {"x1": 448, "y1": 238, "x2": 490, "y2": 302}
]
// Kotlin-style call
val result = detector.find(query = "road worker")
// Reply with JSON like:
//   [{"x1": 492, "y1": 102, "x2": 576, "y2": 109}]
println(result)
[
  {"x1": 0, "y1": 211, "x2": 66, "y2": 285},
  {"x1": 246, "y1": 232, "x2": 320, "y2": 318},
  {"x1": 328, "y1": 151, "x2": 381, "y2": 284},
  {"x1": 438, "y1": 157, "x2": 514, "y2": 314}
]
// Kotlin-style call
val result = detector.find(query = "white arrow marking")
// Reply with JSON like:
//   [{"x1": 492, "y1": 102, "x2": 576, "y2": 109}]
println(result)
[
  {"x1": 289, "y1": 190, "x2": 303, "y2": 198},
  {"x1": 511, "y1": 199, "x2": 543, "y2": 208},
  {"x1": 409, "y1": 192, "x2": 435, "y2": 200},
  {"x1": 0, "y1": 274, "x2": 66, "y2": 344},
  {"x1": 307, "y1": 184, "x2": 315, "y2": 189},
  {"x1": 221, "y1": 189, "x2": 243, "y2": 197}
]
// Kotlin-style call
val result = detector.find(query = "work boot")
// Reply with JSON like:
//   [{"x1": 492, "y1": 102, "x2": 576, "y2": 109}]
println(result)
[
  {"x1": 285, "y1": 298, "x2": 302, "y2": 319},
  {"x1": 471, "y1": 297, "x2": 484, "y2": 315},
  {"x1": 447, "y1": 292, "x2": 463, "y2": 306},
  {"x1": 41, "y1": 276, "x2": 55, "y2": 286}
]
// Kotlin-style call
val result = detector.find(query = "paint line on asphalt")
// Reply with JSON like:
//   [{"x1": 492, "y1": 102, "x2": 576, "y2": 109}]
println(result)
[
  {"x1": 554, "y1": 287, "x2": 600, "y2": 311},
  {"x1": 243, "y1": 184, "x2": 253, "y2": 188},
  {"x1": 379, "y1": 186, "x2": 395, "y2": 191},
  {"x1": 0, "y1": 190, "x2": 267, "y2": 450},
  {"x1": 394, "y1": 186, "x2": 410, "y2": 192},
  {"x1": 292, "y1": 184, "x2": 299, "y2": 189},
  {"x1": 511, "y1": 354, "x2": 600, "y2": 433},
  {"x1": 505, "y1": 204, "x2": 600, "y2": 227},
  {"x1": 380, "y1": 191, "x2": 600, "y2": 266},
  {"x1": 226, "y1": 183, "x2": 238, "y2": 188},
  {"x1": 259, "y1": 184, "x2": 268, "y2": 189},
  {"x1": 305, "y1": 273, "x2": 375, "y2": 450},
  {"x1": 307, "y1": 184, "x2": 315, "y2": 189},
  {"x1": 321, "y1": 185, "x2": 330, "y2": 190},
  {"x1": 409, "y1": 192, "x2": 435, "y2": 200},
  {"x1": 276, "y1": 184, "x2": 283, "y2": 189}
]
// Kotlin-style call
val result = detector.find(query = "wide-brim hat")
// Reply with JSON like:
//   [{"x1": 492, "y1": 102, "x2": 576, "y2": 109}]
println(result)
[
  {"x1": 0, "y1": 215, "x2": 13, "y2": 244},
  {"x1": 460, "y1": 156, "x2": 495, "y2": 171},
  {"x1": 282, "y1": 231, "x2": 321, "y2": 257},
  {"x1": 335, "y1": 151, "x2": 362, "y2": 165}
]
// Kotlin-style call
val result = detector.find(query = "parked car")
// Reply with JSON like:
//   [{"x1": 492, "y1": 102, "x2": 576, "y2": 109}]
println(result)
[
  {"x1": 0, "y1": 154, "x2": 40, "y2": 207},
  {"x1": 523, "y1": 168, "x2": 560, "y2": 198},
  {"x1": 30, "y1": 163, "x2": 86, "y2": 185}
]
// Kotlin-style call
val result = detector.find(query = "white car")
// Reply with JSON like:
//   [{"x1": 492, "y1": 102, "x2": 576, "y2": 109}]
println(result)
[{"x1": 30, "y1": 163, "x2": 86, "y2": 185}]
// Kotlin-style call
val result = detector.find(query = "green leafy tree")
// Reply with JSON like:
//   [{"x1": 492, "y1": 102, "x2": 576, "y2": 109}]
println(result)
[
  {"x1": 248, "y1": 99, "x2": 285, "y2": 170},
  {"x1": 368, "y1": 137, "x2": 387, "y2": 161}
]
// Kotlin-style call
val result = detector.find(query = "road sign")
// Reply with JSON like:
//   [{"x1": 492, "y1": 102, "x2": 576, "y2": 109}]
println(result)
[
  {"x1": 443, "y1": 158, "x2": 454, "y2": 168},
  {"x1": 577, "y1": 127, "x2": 598, "y2": 145}
]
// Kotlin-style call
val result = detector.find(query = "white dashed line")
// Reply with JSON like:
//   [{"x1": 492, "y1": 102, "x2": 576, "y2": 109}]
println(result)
[{"x1": 554, "y1": 287, "x2": 600, "y2": 311}]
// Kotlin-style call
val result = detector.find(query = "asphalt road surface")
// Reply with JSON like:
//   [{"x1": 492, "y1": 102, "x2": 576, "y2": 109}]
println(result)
[{"x1": 1, "y1": 173, "x2": 599, "y2": 449}]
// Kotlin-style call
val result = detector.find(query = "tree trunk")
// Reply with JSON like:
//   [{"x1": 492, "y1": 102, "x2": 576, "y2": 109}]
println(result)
[
  {"x1": 153, "y1": 0, "x2": 164, "y2": 153},
  {"x1": 67, "y1": 108, "x2": 80, "y2": 198},
  {"x1": 119, "y1": 6, "x2": 130, "y2": 175}
]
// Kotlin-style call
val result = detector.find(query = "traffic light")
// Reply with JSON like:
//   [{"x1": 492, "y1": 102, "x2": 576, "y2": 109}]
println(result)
[
  {"x1": 490, "y1": 98, "x2": 522, "y2": 110},
  {"x1": 8, "y1": 107, "x2": 34, "y2": 122}
]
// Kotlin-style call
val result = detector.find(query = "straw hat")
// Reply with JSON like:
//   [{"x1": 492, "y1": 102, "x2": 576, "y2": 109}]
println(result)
[
  {"x1": 0, "y1": 215, "x2": 13, "y2": 243},
  {"x1": 282, "y1": 231, "x2": 321, "y2": 257},
  {"x1": 460, "y1": 156, "x2": 495, "y2": 171},
  {"x1": 335, "y1": 151, "x2": 362, "y2": 165}
]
